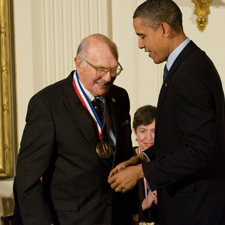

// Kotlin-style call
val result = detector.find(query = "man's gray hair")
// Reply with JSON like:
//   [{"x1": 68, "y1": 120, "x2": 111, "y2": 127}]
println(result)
[{"x1": 76, "y1": 34, "x2": 119, "y2": 67}]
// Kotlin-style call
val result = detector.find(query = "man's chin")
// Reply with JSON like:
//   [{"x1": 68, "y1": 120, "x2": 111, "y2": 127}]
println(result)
[
  {"x1": 94, "y1": 90, "x2": 109, "y2": 96},
  {"x1": 97, "y1": 86, "x2": 112, "y2": 95}
]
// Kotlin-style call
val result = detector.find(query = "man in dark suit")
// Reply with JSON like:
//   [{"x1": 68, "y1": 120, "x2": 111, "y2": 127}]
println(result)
[
  {"x1": 16, "y1": 33, "x2": 134, "y2": 225},
  {"x1": 108, "y1": 1, "x2": 225, "y2": 224}
]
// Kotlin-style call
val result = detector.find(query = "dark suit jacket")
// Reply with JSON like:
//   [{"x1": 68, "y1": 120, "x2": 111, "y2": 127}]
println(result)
[
  {"x1": 11, "y1": 177, "x2": 23, "y2": 225},
  {"x1": 143, "y1": 41, "x2": 225, "y2": 225},
  {"x1": 16, "y1": 71, "x2": 134, "y2": 225}
]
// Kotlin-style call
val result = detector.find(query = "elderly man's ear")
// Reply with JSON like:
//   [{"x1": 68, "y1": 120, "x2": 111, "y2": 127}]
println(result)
[{"x1": 75, "y1": 56, "x2": 83, "y2": 73}]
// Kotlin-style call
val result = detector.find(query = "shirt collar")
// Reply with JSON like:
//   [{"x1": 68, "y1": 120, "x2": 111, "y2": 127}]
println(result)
[
  {"x1": 78, "y1": 76, "x2": 105, "y2": 103},
  {"x1": 166, "y1": 38, "x2": 190, "y2": 71}
]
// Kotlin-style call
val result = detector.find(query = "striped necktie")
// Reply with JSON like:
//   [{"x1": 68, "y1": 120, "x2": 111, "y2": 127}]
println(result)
[{"x1": 91, "y1": 98, "x2": 104, "y2": 124}]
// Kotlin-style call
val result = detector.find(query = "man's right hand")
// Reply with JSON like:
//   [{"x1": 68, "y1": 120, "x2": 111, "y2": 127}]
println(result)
[{"x1": 108, "y1": 154, "x2": 149, "y2": 178}]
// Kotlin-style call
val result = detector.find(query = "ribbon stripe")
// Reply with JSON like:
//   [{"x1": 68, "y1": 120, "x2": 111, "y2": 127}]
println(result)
[
  {"x1": 73, "y1": 71, "x2": 104, "y2": 139},
  {"x1": 137, "y1": 147, "x2": 149, "y2": 198}
]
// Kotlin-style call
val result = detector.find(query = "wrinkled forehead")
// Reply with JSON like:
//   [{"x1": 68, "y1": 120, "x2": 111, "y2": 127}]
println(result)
[
  {"x1": 86, "y1": 36, "x2": 118, "y2": 60},
  {"x1": 87, "y1": 43, "x2": 117, "y2": 65}
]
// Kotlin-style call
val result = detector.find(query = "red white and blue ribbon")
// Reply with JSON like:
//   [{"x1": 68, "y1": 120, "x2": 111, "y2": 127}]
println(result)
[
  {"x1": 73, "y1": 71, "x2": 104, "y2": 139},
  {"x1": 137, "y1": 147, "x2": 149, "y2": 198}
]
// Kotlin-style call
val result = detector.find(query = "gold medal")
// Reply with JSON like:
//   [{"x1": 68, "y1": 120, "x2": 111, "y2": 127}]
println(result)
[{"x1": 96, "y1": 141, "x2": 112, "y2": 158}]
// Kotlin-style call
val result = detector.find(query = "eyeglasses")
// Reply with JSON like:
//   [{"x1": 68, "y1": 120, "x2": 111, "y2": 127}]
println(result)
[{"x1": 83, "y1": 58, "x2": 123, "y2": 78}]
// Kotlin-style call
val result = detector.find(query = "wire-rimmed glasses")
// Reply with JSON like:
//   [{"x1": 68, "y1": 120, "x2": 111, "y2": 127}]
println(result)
[{"x1": 83, "y1": 58, "x2": 123, "y2": 78}]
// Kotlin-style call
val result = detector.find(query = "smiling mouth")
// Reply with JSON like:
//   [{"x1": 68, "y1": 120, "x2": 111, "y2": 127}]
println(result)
[
  {"x1": 145, "y1": 143, "x2": 154, "y2": 147},
  {"x1": 96, "y1": 81, "x2": 109, "y2": 86}
]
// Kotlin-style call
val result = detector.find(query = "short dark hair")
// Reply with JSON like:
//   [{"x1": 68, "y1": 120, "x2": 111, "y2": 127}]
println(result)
[
  {"x1": 133, "y1": 0, "x2": 183, "y2": 33},
  {"x1": 133, "y1": 105, "x2": 156, "y2": 131}
]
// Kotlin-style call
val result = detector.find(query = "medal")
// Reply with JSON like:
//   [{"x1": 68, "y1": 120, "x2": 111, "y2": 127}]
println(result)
[
  {"x1": 96, "y1": 141, "x2": 112, "y2": 158},
  {"x1": 73, "y1": 71, "x2": 113, "y2": 159}
]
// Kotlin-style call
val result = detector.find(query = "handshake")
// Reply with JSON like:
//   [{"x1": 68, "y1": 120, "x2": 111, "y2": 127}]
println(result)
[{"x1": 107, "y1": 153, "x2": 157, "y2": 210}]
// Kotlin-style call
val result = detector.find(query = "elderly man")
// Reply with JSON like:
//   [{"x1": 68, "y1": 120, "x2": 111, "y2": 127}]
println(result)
[
  {"x1": 16, "y1": 34, "x2": 134, "y2": 225},
  {"x1": 108, "y1": 1, "x2": 225, "y2": 225}
]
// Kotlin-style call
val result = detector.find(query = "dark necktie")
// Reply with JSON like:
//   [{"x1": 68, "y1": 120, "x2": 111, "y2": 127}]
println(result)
[
  {"x1": 91, "y1": 98, "x2": 104, "y2": 124},
  {"x1": 163, "y1": 64, "x2": 168, "y2": 81}
]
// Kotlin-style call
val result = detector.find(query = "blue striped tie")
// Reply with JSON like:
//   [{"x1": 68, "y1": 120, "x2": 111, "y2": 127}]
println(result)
[{"x1": 91, "y1": 98, "x2": 104, "y2": 124}]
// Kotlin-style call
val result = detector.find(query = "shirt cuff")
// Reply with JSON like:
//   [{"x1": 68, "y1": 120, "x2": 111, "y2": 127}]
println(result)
[{"x1": 141, "y1": 152, "x2": 150, "y2": 162}]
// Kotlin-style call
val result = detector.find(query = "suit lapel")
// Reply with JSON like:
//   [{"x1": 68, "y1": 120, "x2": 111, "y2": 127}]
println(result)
[
  {"x1": 105, "y1": 92, "x2": 119, "y2": 168},
  {"x1": 156, "y1": 41, "x2": 198, "y2": 131},
  {"x1": 62, "y1": 73, "x2": 98, "y2": 151}
]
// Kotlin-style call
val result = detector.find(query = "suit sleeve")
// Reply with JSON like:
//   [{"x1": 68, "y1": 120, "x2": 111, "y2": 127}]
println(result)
[
  {"x1": 143, "y1": 145, "x2": 156, "y2": 161},
  {"x1": 143, "y1": 69, "x2": 218, "y2": 191},
  {"x1": 16, "y1": 95, "x2": 55, "y2": 225}
]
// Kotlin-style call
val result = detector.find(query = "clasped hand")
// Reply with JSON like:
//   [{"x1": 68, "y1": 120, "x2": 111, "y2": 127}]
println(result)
[
  {"x1": 107, "y1": 154, "x2": 148, "y2": 193},
  {"x1": 142, "y1": 190, "x2": 157, "y2": 210}
]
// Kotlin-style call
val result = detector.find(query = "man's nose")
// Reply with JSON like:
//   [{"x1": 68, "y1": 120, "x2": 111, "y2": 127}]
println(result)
[
  {"x1": 138, "y1": 37, "x2": 144, "y2": 49},
  {"x1": 103, "y1": 71, "x2": 112, "y2": 82}
]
